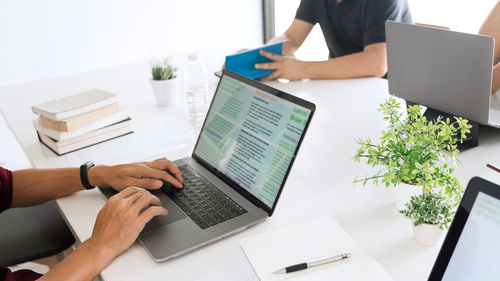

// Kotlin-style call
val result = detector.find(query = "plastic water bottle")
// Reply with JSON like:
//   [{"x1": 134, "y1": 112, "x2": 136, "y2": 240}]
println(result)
[{"x1": 184, "y1": 53, "x2": 209, "y2": 142}]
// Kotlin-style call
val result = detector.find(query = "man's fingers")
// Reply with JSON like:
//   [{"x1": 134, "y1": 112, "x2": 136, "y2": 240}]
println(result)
[
  {"x1": 146, "y1": 159, "x2": 184, "y2": 184},
  {"x1": 112, "y1": 186, "x2": 142, "y2": 200},
  {"x1": 123, "y1": 189, "x2": 150, "y2": 205},
  {"x1": 261, "y1": 71, "x2": 281, "y2": 81},
  {"x1": 160, "y1": 174, "x2": 183, "y2": 189},
  {"x1": 260, "y1": 75, "x2": 272, "y2": 81},
  {"x1": 137, "y1": 206, "x2": 168, "y2": 226},
  {"x1": 128, "y1": 178, "x2": 163, "y2": 190},
  {"x1": 135, "y1": 165, "x2": 182, "y2": 189},
  {"x1": 160, "y1": 159, "x2": 183, "y2": 184},
  {"x1": 151, "y1": 171, "x2": 182, "y2": 189},
  {"x1": 259, "y1": 50, "x2": 281, "y2": 61},
  {"x1": 255, "y1": 62, "x2": 278, "y2": 70},
  {"x1": 131, "y1": 192, "x2": 162, "y2": 213},
  {"x1": 267, "y1": 71, "x2": 281, "y2": 80}
]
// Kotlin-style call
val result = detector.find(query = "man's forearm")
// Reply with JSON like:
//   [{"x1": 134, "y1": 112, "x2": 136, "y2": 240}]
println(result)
[
  {"x1": 265, "y1": 35, "x2": 299, "y2": 56},
  {"x1": 11, "y1": 168, "x2": 84, "y2": 207},
  {"x1": 11, "y1": 166, "x2": 108, "y2": 207},
  {"x1": 302, "y1": 50, "x2": 387, "y2": 79},
  {"x1": 282, "y1": 39, "x2": 299, "y2": 56},
  {"x1": 38, "y1": 239, "x2": 114, "y2": 281},
  {"x1": 38, "y1": 185, "x2": 170, "y2": 281},
  {"x1": 10, "y1": 159, "x2": 183, "y2": 208}
]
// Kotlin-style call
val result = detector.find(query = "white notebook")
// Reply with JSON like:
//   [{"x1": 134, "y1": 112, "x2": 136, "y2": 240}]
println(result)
[
  {"x1": 240, "y1": 217, "x2": 392, "y2": 281},
  {"x1": 32, "y1": 89, "x2": 117, "y2": 121}
]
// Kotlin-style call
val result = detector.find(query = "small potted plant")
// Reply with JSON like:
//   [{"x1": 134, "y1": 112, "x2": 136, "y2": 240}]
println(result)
[
  {"x1": 149, "y1": 57, "x2": 180, "y2": 107},
  {"x1": 400, "y1": 191, "x2": 457, "y2": 246},
  {"x1": 354, "y1": 97, "x2": 469, "y2": 199},
  {"x1": 353, "y1": 96, "x2": 469, "y2": 241}
]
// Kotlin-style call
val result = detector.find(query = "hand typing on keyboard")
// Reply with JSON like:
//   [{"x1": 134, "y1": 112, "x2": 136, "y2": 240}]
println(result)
[
  {"x1": 159, "y1": 179, "x2": 182, "y2": 194},
  {"x1": 160, "y1": 165, "x2": 248, "y2": 229},
  {"x1": 93, "y1": 158, "x2": 184, "y2": 191}
]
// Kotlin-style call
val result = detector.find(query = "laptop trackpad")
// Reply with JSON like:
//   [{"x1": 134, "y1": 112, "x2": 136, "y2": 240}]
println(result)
[{"x1": 143, "y1": 189, "x2": 186, "y2": 232}]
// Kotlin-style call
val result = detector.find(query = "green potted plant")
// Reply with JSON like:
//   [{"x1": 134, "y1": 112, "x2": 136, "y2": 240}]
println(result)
[
  {"x1": 149, "y1": 57, "x2": 179, "y2": 107},
  {"x1": 353, "y1": 97, "x2": 469, "y2": 243},
  {"x1": 400, "y1": 191, "x2": 456, "y2": 246}
]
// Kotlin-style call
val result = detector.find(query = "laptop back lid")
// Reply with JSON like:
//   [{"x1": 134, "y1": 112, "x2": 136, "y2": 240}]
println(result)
[
  {"x1": 191, "y1": 70, "x2": 315, "y2": 216},
  {"x1": 428, "y1": 177, "x2": 500, "y2": 280},
  {"x1": 386, "y1": 21, "x2": 494, "y2": 124}
]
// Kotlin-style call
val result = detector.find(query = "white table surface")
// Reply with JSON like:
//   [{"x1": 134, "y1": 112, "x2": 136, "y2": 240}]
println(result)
[
  {"x1": 1, "y1": 62, "x2": 499, "y2": 281},
  {"x1": 0, "y1": 114, "x2": 31, "y2": 170}
]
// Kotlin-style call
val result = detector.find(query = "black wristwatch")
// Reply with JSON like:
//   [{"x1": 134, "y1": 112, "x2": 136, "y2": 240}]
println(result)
[{"x1": 80, "y1": 161, "x2": 96, "y2": 190}]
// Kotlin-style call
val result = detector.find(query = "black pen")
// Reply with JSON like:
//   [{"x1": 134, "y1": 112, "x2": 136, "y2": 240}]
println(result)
[
  {"x1": 487, "y1": 163, "x2": 500, "y2": 174},
  {"x1": 273, "y1": 253, "x2": 351, "y2": 274}
]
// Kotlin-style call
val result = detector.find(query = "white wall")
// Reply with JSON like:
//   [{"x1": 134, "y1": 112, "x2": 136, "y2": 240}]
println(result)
[
  {"x1": 0, "y1": 0, "x2": 263, "y2": 87},
  {"x1": 408, "y1": 0, "x2": 497, "y2": 33},
  {"x1": 274, "y1": 0, "x2": 498, "y2": 61},
  {"x1": 275, "y1": 0, "x2": 328, "y2": 61}
]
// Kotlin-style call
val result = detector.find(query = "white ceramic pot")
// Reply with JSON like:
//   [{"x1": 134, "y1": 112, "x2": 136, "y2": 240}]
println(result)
[
  {"x1": 395, "y1": 182, "x2": 422, "y2": 211},
  {"x1": 149, "y1": 77, "x2": 180, "y2": 107},
  {"x1": 413, "y1": 223, "x2": 443, "y2": 247}
]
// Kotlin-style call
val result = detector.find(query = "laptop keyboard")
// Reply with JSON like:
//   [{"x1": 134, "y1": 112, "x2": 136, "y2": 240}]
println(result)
[{"x1": 163, "y1": 165, "x2": 248, "y2": 229}]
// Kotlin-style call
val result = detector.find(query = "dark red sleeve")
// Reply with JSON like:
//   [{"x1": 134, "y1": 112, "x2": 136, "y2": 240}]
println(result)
[
  {"x1": 0, "y1": 266, "x2": 42, "y2": 281},
  {"x1": 0, "y1": 167, "x2": 42, "y2": 280},
  {"x1": 0, "y1": 167, "x2": 13, "y2": 213}
]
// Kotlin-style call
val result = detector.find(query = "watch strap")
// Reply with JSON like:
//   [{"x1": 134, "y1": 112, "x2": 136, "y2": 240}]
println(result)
[{"x1": 80, "y1": 161, "x2": 95, "y2": 190}]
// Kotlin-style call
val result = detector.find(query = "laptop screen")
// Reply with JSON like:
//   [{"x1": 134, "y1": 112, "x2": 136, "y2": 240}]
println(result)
[
  {"x1": 441, "y1": 191, "x2": 500, "y2": 280},
  {"x1": 193, "y1": 74, "x2": 311, "y2": 208}
]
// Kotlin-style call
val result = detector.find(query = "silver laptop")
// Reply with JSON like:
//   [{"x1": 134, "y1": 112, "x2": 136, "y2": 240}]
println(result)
[
  {"x1": 101, "y1": 70, "x2": 315, "y2": 262},
  {"x1": 386, "y1": 21, "x2": 500, "y2": 128}
]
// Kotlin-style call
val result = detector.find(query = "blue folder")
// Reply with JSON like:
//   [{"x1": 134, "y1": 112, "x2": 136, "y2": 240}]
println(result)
[{"x1": 225, "y1": 42, "x2": 283, "y2": 80}]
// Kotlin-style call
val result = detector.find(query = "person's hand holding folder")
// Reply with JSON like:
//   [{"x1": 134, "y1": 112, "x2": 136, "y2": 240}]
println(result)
[
  {"x1": 224, "y1": 42, "x2": 286, "y2": 80},
  {"x1": 255, "y1": 49, "x2": 306, "y2": 81}
]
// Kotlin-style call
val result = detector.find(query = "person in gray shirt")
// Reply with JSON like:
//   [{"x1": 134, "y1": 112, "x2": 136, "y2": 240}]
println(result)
[{"x1": 256, "y1": 0, "x2": 412, "y2": 81}]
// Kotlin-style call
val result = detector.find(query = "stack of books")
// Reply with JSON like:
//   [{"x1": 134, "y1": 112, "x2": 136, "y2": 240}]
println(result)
[{"x1": 32, "y1": 89, "x2": 133, "y2": 155}]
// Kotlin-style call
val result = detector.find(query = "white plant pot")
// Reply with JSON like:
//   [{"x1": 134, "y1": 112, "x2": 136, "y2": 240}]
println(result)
[
  {"x1": 149, "y1": 77, "x2": 180, "y2": 107},
  {"x1": 413, "y1": 223, "x2": 443, "y2": 247},
  {"x1": 395, "y1": 183, "x2": 422, "y2": 211}
]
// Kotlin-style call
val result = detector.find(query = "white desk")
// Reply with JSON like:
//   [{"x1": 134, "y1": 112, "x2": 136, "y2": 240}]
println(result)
[
  {"x1": 1, "y1": 63, "x2": 500, "y2": 281},
  {"x1": 0, "y1": 114, "x2": 31, "y2": 171}
]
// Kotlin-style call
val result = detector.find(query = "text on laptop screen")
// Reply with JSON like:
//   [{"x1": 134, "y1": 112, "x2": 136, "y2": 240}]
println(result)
[
  {"x1": 194, "y1": 75, "x2": 310, "y2": 208},
  {"x1": 442, "y1": 192, "x2": 500, "y2": 280}
]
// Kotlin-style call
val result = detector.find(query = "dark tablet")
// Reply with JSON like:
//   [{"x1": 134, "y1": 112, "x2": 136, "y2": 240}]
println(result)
[{"x1": 428, "y1": 177, "x2": 500, "y2": 280}]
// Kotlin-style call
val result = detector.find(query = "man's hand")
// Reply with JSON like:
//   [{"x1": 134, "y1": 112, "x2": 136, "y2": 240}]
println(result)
[
  {"x1": 87, "y1": 187, "x2": 168, "y2": 259},
  {"x1": 255, "y1": 50, "x2": 307, "y2": 81},
  {"x1": 88, "y1": 158, "x2": 184, "y2": 191},
  {"x1": 38, "y1": 187, "x2": 167, "y2": 281}
]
